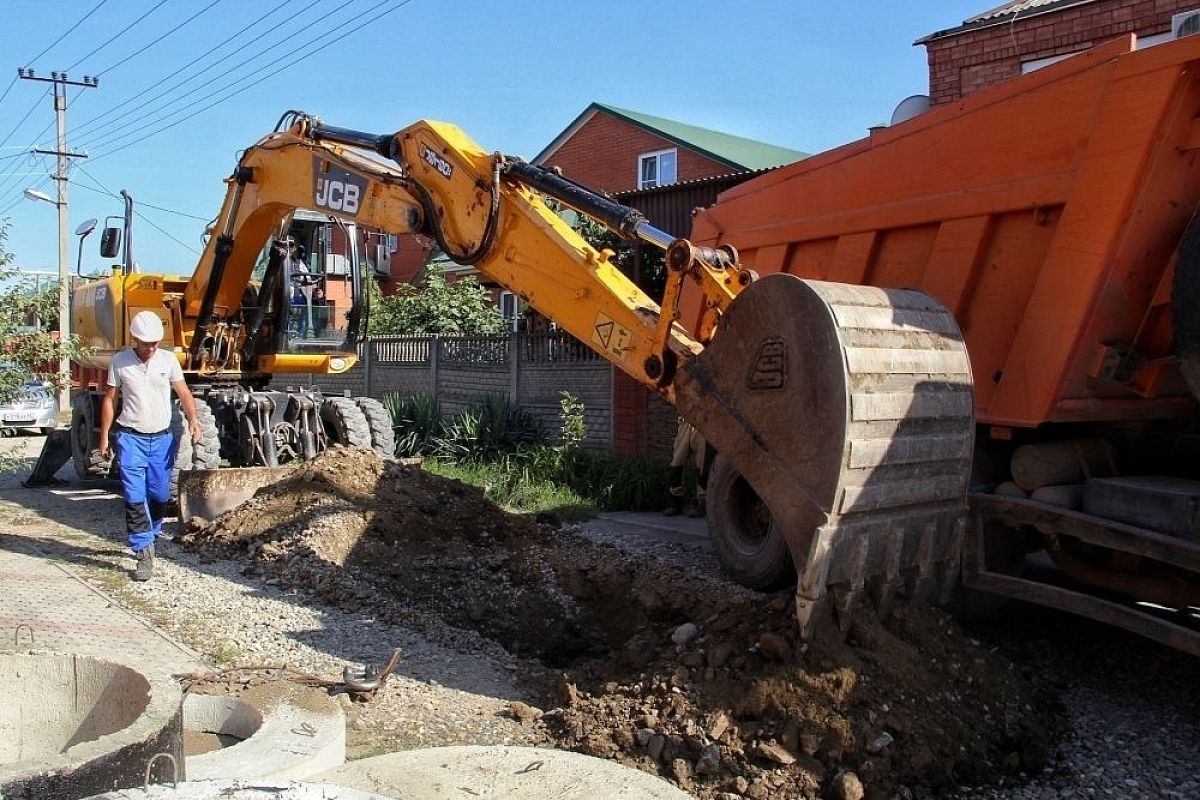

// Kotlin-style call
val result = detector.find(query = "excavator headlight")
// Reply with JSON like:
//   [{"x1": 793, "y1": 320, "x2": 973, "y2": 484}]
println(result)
[{"x1": 329, "y1": 357, "x2": 347, "y2": 372}]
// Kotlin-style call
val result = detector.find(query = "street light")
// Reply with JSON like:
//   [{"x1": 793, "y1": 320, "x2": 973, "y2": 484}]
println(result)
[{"x1": 24, "y1": 185, "x2": 72, "y2": 415}]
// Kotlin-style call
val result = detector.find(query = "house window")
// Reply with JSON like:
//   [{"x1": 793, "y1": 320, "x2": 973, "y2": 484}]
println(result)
[{"x1": 638, "y1": 148, "x2": 677, "y2": 189}]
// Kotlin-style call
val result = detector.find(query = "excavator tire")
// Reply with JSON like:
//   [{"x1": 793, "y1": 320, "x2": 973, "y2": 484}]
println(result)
[
  {"x1": 674, "y1": 275, "x2": 975, "y2": 637},
  {"x1": 321, "y1": 397, "x2": 371, "y2": 449},
  {"x1": 354, "y1": 397, "x2": 397, "y2": 458},
  {"x1": 70, "y1": 394, "x2": 111, "y2": 480},
  {"x1": 706, "y1": 453, "x2": 795, "y2": 590},
  {"x1": 1173, "y1": 216, "x2": 1200, "y2": 401},
  {"x1": 170, "y1": 399, "x2": 220, "y2": 501}
]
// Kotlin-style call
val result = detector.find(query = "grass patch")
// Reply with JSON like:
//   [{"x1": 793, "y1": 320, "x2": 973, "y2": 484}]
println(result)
[
  {"x1": 425, "y1": 458, "x2": 597, "y2": 520},
  {"x1": 210, "y1": 641, "x2": 240, "y2": 665}
]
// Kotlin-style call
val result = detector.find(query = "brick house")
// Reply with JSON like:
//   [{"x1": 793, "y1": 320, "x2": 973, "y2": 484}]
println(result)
[
  {"x1": 533, "y1": 102, "x2": 805, "y2": 194},
  {"x1": 919, "y1": 0, "x2": 1200, "y2": 105}
]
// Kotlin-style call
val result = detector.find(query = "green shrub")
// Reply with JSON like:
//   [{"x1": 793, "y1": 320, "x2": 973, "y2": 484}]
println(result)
[
  {"x1": 384, "y1": 392, "x2": 442, "y2": 457},
  {"x1": 432, "y1": 394, "x2": 545, "y2": 463}
]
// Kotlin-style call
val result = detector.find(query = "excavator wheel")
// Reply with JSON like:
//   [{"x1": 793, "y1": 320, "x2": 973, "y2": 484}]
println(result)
[
  {"x1": 354, "y1": 397, "x2": 397, "y2": 458},
  {"x1": 674, "y1": 274, "x2": 975, "y2": 637},
  {"x1": 320, "y1": 397, "x2": 371, "y2": 449},
  {"x1": 70, "y1": 394, "x2": 111, "y2": 480},
  {"x1": 1173, "y1": 216, "x2": 1200, "y2": 401},
  {"x1": 170, "y1": 399, "x2": 220, "y2": 501},
  {"x1": 705, "y1": 454, "x2": 795, "y2": 590}
]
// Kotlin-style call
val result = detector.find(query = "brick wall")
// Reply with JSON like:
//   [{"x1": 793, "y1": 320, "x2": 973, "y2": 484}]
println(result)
[
  {"x1": 543, "y1": 112, "x2": 736, "y2": 194},
  {"x1": 925, "y1": 0, "x2": 1196, "y2": 104}
]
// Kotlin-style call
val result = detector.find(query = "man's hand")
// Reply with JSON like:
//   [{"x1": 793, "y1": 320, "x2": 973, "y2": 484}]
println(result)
[
  {"x1": 98, "y1": 440, "x2": 111, "y2": 459},
  {"x1": 188, "y1": 417, "x2": 203, "y2": 443}
]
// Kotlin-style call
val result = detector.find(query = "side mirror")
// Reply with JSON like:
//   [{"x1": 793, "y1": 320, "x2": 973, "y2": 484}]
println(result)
[{"x1": 100, "y1": 227, "x2": 121, "y2": 258}]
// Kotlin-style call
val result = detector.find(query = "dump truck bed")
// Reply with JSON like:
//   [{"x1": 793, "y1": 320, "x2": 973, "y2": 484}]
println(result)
[{"x1": 691, "y1": 34, "x2": 1200, "y2": 428}]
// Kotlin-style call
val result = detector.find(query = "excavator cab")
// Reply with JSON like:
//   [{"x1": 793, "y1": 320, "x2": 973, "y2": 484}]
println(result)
[{"x1": 249, "y1": 211, "x2": 368, "y2": 358}]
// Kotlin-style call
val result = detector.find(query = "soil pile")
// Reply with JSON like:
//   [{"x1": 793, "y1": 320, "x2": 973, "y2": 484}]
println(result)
[{"x1": 180, "y1": 447, "x2": 1062, "y2": 799}]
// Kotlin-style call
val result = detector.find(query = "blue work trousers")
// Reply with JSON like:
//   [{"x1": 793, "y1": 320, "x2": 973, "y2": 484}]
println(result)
[{"x1": 115, "y1": 429, "x2": 178, "y2": 552}]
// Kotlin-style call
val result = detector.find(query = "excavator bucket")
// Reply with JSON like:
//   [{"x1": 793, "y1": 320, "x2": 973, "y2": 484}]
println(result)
[
  {"x1": 673, "y1": 274, "x2": 975, "y2": 637},
  {"x1": 177, "y1": 466, "x2": 294, "y2": 525}
]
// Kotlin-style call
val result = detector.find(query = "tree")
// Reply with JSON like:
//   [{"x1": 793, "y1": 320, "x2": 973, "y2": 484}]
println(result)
[
  {"x1": 367, "y1": 262, "x2": 504, "y2": 335},
  {"x1": 0, "y1": 221, "x2": 86, "y2": 404}
]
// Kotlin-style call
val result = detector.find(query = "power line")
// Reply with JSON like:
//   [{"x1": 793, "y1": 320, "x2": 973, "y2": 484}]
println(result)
[
  {"x1": 0, "y1": 174, "x2": 52, "y2": 217},
  {"x1": 66, "y1": 0, "x2": 173, "y2": 73},
  {"x1": 24, "y1": 0, "x2": 110, "y2": 69},
  {"x1": 95, "y1": 0, "x2": 227, "y2": 77},
  {"x1": 0, "y1": 89, "x2": 50, "y2": 150},
  {"x1": 89, "y1": 0, "x2": 416, "y2": 159},
  {"x1": 0, "y1": 0, "x2": 107, "y2": 114},
  {"x1": 73, "y1": 167, "x2": 201, "y2": 255},
  {"x1": 72, "y1": 0, "x2": 330, "y2": 143},
  {"x1": 69, "y1": 0, "x2": 314, "y2": 140}
]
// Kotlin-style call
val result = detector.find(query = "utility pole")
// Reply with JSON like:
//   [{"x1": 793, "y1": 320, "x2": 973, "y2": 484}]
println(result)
[{"x1": 17, "y1": 68, "x2": 98, "y2": 414}]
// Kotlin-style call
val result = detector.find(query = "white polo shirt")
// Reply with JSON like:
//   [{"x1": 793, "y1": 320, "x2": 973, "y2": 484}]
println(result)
[{"x1": 108, "y1": 348, "x2": 184, "y2": 434}]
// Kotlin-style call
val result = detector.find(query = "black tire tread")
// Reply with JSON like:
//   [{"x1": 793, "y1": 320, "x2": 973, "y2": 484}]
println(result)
[
  {"x1": 705, "y1": 454, "x2": 796, "y2": 591},
  {"x1": 354, "y1": 396, "x2": 396, "y2": 457},
  {"x1": 321, "y1": 397, "x2": 371, "y2": 450}
]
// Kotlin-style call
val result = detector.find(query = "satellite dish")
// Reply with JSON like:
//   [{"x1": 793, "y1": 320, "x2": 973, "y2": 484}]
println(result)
[
  {"x1": 890, "y1": 94, "x2": 931, "y2": 126},
  {"x1": 76, "y1": 218, "x2": 98, "y2": 237}
]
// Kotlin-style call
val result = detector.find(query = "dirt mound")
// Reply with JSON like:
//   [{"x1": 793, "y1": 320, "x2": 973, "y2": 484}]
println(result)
[{"x1": 180, "y1": 448, "x2": 1062, "y2": 799}]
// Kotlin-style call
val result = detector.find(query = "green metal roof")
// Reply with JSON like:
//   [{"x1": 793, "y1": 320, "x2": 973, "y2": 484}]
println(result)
[{"x1": 535, "y1": 103, "x2": 807, "y2": 170}]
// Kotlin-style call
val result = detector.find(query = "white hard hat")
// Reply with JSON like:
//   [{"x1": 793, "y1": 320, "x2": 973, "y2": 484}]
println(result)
[{"x1": 130, "y1": 310, "x2": 164, "y2": 342}]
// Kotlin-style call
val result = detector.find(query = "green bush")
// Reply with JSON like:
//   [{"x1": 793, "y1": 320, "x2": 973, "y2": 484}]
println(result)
[
  {"x1": 387, "y1": 390, "x2": 670, "y2": 517},
  {"x1": 432, "y1": 394, "x2": 545, "y2": 463},
  {"x1": 384, "y1": 392, "x2": 442, "y2": 457}
]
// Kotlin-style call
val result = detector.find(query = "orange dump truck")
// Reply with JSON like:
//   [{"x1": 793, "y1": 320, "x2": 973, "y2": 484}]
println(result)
[{"x1": 690, "y1": 34, "x2": 1200, "y2": 653}]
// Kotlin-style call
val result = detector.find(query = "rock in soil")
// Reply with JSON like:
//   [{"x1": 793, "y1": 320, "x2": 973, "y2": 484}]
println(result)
[{"x1": 179, "y1": 447, "x2": 1063, "y2": 799}]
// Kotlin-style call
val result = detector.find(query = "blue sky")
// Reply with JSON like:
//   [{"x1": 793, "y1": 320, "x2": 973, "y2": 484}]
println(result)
[{"x1": 0, "y1": 0, "x2": 980, "y2": 275}]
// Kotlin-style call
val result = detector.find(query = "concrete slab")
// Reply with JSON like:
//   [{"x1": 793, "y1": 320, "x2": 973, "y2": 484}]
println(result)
[
  {"x1": 83, "y1": 779, "x2": 391, "y2": 799},
  {"x1": 313, "y1": 745, "x2": 694, "y2": 799},
  {"x1": 185, "y1": 683, "x2": 345, "y2": 782},
  {"x1": 0, "y1": 651, "x2": 183, "y2": 800}
]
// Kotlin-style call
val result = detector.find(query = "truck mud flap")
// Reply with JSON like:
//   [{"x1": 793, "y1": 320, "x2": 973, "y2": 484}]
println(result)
[
  {"x1": 177, "y1": 466, "x2": 295, "y2": 525},
  {"x1": 22, "y1": 429, "x2": 73, "y2": 487},
  {"x1": 673, "y1": 274, "x2": 975, "y2": 637}
]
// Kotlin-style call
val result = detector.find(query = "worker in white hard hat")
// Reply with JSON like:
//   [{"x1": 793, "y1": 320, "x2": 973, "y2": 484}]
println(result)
[{"x1": 97, "y1": 310, "x2": 203, "y2": 581}]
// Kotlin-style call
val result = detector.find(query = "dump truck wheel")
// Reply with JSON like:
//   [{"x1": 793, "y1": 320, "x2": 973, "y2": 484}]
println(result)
[
  {"x1": 354, "y1": 397, "x2": 396, "y2": 457},
  {"x1": 70, "y1": 395, "x2": 109, "y2": 479},
  {"x1": 705, "y1": 454, "x2": 796, "y2": 591},
  {"x1": 320, "y1": 397, "x2": 371, "y2": 449},
  {"x1": 170, "y1": 399, "x2": 220, "y2": 501},
  {"x1": 1175, "y1": 216, "x2": 1200, "y2": 401}
]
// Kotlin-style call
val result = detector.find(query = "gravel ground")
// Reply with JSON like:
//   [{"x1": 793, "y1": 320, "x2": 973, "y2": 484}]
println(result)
[
  {"x1": 942, "y1": 605, "x2": 1200, "y2": 800},
  {"x1": 1, "y1": 434, "x2": 1197, "y2": 797}
]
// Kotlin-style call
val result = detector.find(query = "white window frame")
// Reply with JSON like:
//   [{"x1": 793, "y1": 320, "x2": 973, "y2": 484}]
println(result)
[{"x1": 638, "y1": 148, "x2": 678, "y2": 189}]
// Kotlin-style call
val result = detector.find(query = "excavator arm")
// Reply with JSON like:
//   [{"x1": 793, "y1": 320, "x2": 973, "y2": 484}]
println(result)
[{"x1": 188, "y1": 112, "x2": 976, "y2": 638}]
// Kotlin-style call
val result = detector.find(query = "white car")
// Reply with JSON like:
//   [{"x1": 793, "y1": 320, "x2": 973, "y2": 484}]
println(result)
[{"x1": 0, "y1": 373, "x2": 58, "y2": 435}]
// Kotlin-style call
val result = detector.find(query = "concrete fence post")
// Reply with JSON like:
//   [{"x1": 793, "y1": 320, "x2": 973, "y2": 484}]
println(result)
[
  {"x1": 509, "y1": 333, "x2": 520, "y2": 403},
  {"x1": 364, "y1": 339, "x2": 374, "y2": 398},
  {"x1": 430, "y1": 334, "x2": 440, "y2": 409}
]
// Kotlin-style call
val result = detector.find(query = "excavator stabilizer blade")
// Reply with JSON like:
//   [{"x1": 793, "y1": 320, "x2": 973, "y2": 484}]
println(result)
[
  {"x1": 177, "y1": 466, "x2": 294, "y2": 525},
  {"x1": 673, "y1": 274, "x2": 975, "y2": 636}
]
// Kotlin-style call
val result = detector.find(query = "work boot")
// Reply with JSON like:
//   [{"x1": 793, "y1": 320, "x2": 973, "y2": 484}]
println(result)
[
  {"x1": 662, "y1": 496, "x2": 684, "y2": 517},
  {"x1": 133, "y1": 544, "x2": 154, "y2": 582},
  {"x1": 687, "y1": 499, "x2": 706, "y2": 519}
]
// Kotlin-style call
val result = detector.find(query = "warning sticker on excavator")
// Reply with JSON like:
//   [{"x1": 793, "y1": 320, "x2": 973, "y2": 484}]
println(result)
[{"x1": 592, "y1": 314, "x2": 632, "y2": 361}]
